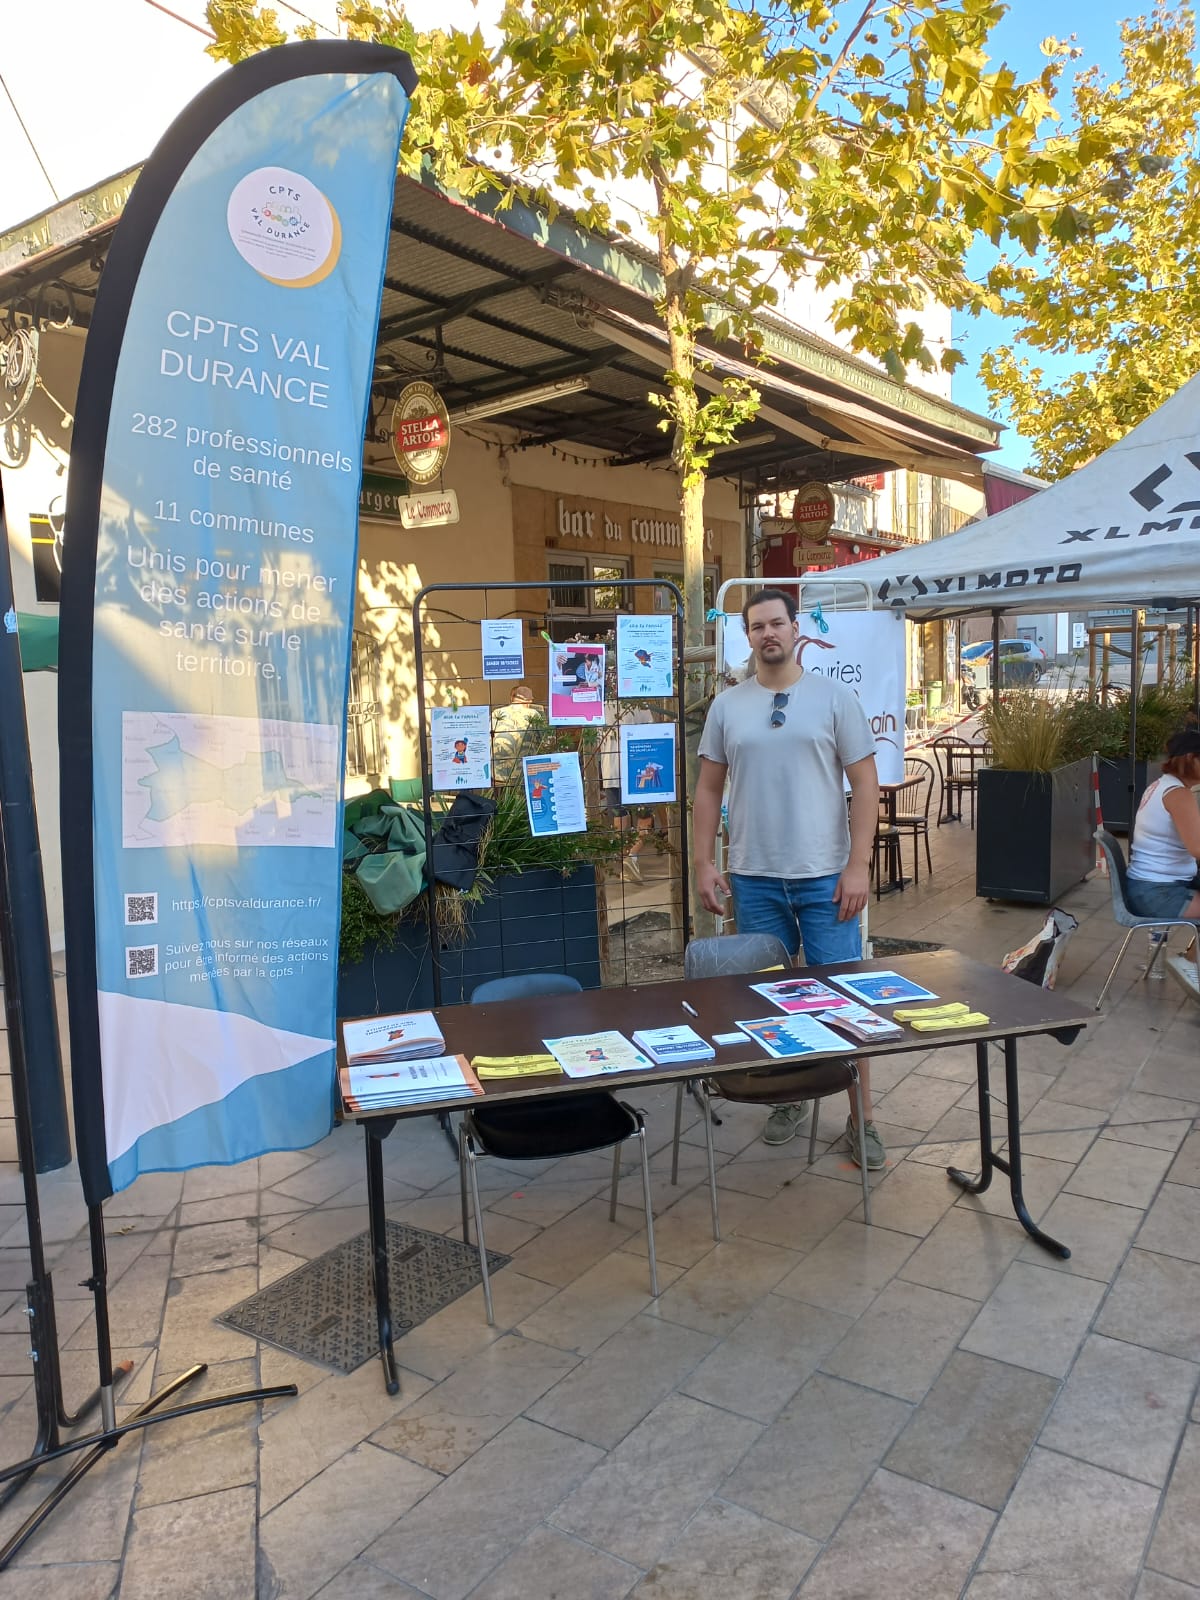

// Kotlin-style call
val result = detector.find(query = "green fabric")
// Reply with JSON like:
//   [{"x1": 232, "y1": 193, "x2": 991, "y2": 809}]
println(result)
[
  {"x1": 341, "y1": 828, "x2": 370, "y2": 863},
  {"x1": 353, "y1": 804, "x2": 427, "y2": 914},
  {"x1": 388, "y1": 776, "x2": 424, "y2": 803},
  {"x1": 16, "y1": 612, "x2": 58, "y2": 672},
  {"x1": 343, "y1": 792, "x2": 428, "y2": 915},
  {"x1": 343, "y1": 788, "x2": 393, "y2": 831}
]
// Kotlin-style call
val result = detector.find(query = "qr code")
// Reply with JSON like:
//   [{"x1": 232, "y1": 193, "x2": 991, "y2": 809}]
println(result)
[
  {"x1": 124, "y1": 892, "x2": 158, "y2": 926},
  {"x1": 125, "y1": 945, "x2": 159, "y2": 979}
]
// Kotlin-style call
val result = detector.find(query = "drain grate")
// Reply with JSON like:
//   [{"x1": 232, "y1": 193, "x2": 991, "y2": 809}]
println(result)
[{"x1": 218, "y1": 1220, "x2": 509, "y2": 1374}]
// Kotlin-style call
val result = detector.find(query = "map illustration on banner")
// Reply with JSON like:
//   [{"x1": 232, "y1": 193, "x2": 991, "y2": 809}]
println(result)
[
  {"x1": 121, "y1": 711, "x2": 340, "y2": 849},
  {"x1": 57, "y1": 43, "x2": 418, "y2": 1203}
]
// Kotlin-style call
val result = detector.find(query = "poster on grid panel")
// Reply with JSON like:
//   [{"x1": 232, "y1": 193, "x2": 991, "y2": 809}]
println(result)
[
  {"x1": 57, "y1": 43, "x2": 417, "y2": 1203},
  {"x1": 722, "y1": 609, "x2": 906, "y2": 782}
]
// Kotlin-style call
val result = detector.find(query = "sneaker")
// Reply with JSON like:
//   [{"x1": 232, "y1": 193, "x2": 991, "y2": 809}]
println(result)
[
  {"x1": 1165, "y1": 952, "x2": 1200, "y2": 1005},
  {"x1": 844, "y1": 1114, "x2": 886, "y2": 1170},
  {"x1": 763, "y1": 1103, "x2": 811, "y2": 1145},
  {"x1": 622, "y1": 856, "x2": 644, "y2": 883}
]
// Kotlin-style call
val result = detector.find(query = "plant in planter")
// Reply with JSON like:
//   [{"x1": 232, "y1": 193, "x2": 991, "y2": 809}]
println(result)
[
  {"x1": 975, "y1": 690, "x2": 1095, "y2": 905},
  {"x1": 337, "y1": 727, "x2": 624, "y2": 1011},
  {"x1": 1058, "y1": 679, "x2": 1197, "y2": 832}
]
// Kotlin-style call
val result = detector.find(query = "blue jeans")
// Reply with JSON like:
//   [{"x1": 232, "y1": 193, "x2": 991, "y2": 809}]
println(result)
[
  {"x1": 1126, "y1": 874, "x2": 1200, "y2": 921},
  {"x1": 729, "y1": 872, "x2": 862, "y2": 966}
]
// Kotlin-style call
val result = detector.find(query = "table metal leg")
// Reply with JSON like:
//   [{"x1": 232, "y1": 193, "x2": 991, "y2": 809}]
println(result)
[
  {"x1": 947, "y1": 1037, "x2": 1070, "y2": 1260},
  {"x1": 947, "y1": 1040, "x2": 994, "y2": 1197},
  {"x1": 364, "y1": 1125, "x2": 401, "y2": 1395},
  {"x1": 436, "y1": 1110, "x2": 460, "y2": 1159}
]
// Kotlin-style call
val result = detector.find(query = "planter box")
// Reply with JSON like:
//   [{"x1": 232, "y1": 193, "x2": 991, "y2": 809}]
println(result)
[
  {"x1": 337, "y1": 866, "x2": 601, "y2": 1016},
  {"x1": 976, "y1": 757, "x2": 1095, "y2": 905}
]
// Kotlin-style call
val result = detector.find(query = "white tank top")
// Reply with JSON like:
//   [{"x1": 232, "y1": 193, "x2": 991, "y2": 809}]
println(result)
[{"x1": 1129, "y1": 776, "x2": 1197, "y2": 882}]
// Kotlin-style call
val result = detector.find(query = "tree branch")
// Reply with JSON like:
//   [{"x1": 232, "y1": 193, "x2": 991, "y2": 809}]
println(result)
[{"x1": 800, "y1": 0, "x2": 878, "y2": 125}]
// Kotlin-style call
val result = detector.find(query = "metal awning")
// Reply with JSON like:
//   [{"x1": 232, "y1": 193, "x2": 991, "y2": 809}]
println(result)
[{"x1": 0, "y1": 163, "x2": 1001, "y2": 495}]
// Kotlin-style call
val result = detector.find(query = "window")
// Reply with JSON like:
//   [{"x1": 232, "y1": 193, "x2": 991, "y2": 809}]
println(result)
[
  {"x1": 346, "y1": 629, "x2": 382, "y2": 779},
  {"x1": 547, "y1": 555, "x2": 631, "y2": 613},
  {"x1": 652, "y1": 563, "x2": 718, "y2": 614},
  {"x1": 547, "y1": 559, "x2": 587, "y2": 611},
  {"x1": 591, "y1": 561, "x2": 633, "y2": 612}
]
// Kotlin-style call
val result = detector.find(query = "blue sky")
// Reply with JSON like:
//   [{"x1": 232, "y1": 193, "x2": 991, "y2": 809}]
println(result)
[{"x1": 952, "y1": 1, "x2": 1130, "y2": 465}]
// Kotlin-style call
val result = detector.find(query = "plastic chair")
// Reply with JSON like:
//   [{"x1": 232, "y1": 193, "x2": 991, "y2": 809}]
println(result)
[
  {"x1": 461, "y1": 972, "x2": 657, "y2": 1323},
  {"x1": 671, "y1": 934, "x2": 872, "y2": 1238},
  {"x1": 1093, "y1": 829, "x2": 1200, "y2": 1011},
  {"x1": 893, "y1": 756, "x2": 936, "y2": 884}
]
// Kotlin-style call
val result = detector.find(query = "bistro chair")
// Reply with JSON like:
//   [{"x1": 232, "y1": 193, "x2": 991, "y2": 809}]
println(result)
[
  {"x1": 671, "y1": 934, "x2": 872, "y2": 1239},
  {"x1": 461, "y1": 972, "x2": 657, "y2": 1324},
  {"x1": 1093, "y1": 829, "x2": 1200, "y2": 1011},
  {"x1": 871, "y1": 814, "x2": 904, "y2": 899},
  {"x1": 893, "y1": 756, "x2": 936, "y2": 884},
  {"x1": 934, "y1": 735, "x2": 983, "y2": 828}
]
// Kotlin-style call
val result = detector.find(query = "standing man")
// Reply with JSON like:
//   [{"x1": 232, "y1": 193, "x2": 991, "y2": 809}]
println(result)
[
  {"x1": 694, "y1": 587, "x2": 885, "y2": 1166},
  {"x1": 491, "y1": 683, "x2": 544, "y2": 783}
]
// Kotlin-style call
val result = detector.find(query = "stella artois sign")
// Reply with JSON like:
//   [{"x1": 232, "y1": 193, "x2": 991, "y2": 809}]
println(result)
[
  {"x1": 391, "y1": 379, "x2": 450, "y2": 484},
  {"x1": 791, "y1": 481, "x2": 836, "y2": 542}
]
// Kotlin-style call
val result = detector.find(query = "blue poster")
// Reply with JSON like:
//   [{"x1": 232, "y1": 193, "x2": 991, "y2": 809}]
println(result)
[
  {"x1": 619, "y1": 723, "x2": 678, "y2": 805},
  {"x1": 58, "y1": 45, "x2": 416, "y2": 1199}
]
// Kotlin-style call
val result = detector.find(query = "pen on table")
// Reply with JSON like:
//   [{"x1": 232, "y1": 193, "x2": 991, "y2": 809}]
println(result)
[{"x1": 681, "y1": 1001, "x2": 699, "y2": 1017}]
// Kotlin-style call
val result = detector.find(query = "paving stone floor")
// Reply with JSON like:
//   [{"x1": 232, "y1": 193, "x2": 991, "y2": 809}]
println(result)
[{"x1": 1, "y1": 811, "x2": 1198, "y2": 1599}]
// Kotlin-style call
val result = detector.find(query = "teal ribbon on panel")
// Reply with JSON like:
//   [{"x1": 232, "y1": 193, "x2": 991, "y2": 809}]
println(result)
[{"x1": 809, "y1": 603, "x2": 829, "y2": 634}]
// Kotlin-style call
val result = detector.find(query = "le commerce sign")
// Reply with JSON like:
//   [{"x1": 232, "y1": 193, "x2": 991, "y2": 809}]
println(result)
[
  {"x1": 791, "y1": 482, "x2": 837, "y2": 568},
  {"x1": 390, "y1": 379, "x2": 449, "y2": 484}
]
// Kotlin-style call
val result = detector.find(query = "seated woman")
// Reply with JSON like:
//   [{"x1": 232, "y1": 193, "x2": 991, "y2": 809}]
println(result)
[{"x1": 1127, "y1": 728, "x2": 1200, "y2": 924}]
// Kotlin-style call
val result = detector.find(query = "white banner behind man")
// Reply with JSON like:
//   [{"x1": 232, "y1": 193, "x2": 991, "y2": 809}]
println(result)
[{"x1": 723, "y1": 608, "x2": 906, "y2": 783}]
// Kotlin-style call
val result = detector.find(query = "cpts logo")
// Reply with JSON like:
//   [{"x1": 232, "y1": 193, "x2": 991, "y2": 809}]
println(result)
[{"x1": 226, "y1": 166, "x2": 341, "y2": 288}]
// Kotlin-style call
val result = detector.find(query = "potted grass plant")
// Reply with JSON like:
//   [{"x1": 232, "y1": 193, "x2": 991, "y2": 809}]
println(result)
[
  {"x1": 975, "y1": 690, "x2": 1096, "y2": 904},
  {"x1": 336, "y1": 729, "x2": 621, "y2": 1015},
  {"x1": 1076, "y1": 679, "x2": 1195, "y2": 832}
]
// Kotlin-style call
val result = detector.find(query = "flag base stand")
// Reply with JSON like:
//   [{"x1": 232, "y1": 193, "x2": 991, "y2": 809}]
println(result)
[
  {"x1": 0, "y1": 649, "x2": 299, "y2": 1569},
  {"x1": 0, "y1": 1203, "x2": 297, "y2": 1572}
]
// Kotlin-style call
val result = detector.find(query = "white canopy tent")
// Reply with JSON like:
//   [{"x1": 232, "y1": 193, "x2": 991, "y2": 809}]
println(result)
[{"x1": 802, "y1": 374, "x2": 1200, "y2": 620}]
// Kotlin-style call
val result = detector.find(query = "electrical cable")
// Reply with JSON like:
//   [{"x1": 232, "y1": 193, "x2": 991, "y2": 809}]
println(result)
[
  {"x1": 141, "y1": 0, "x2": 214, "y2": 36},
  {"x1": 0, "y1": 72, "x2": 58, "y2": 202}
]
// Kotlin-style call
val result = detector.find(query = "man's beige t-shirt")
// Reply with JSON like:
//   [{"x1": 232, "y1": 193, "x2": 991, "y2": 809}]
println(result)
[{"x1": 697, "y1": 672, "x2": 876, "y2": 878}]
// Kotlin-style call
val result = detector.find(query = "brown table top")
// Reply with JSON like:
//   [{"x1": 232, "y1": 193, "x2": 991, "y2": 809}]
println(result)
[{"x1": 337, "y1": 951, "x2": 1091, "y2": 1121}]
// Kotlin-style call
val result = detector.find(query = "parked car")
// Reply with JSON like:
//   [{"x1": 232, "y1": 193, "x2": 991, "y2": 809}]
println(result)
[
  {"x1": 962, "y1": 638, "x2": 1047, "y2": 663},
  {"x1": 961, "y1": 638, "x2": 1046, "y2": 690}
]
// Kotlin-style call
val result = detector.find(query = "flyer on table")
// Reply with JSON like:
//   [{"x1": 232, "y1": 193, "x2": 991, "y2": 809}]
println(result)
[
  {"x1": 431, "y1": 705, "x2": 492, "y2": 790},
  {"x1": 736, "y1": 1015, "x2": 850, "y2": 1058},
  {"x1": 750, "y1": 977, "x2": 848, "y2": 1014},
  {"x1": 830, "y1": 971, "x2": 939, "y2": 1006},
  {"x1": 542, "y1": 1030, "x2": 653, "y2": 1078},
  {"x1": 616, "y1": 613, "x2": 674, "y2": 697},
  {"x1": 522, "y1": 752, "x2": 587, "y2": 836},
  {"x1": 619, "y1": 722, "x2": 677, "y2": 805},
  {"x1": 480, "y1": 618, "x2": 524, "y2": 680},
  {"x1": 548, "y1": 641, "x2": 605, "y2": 725}
]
